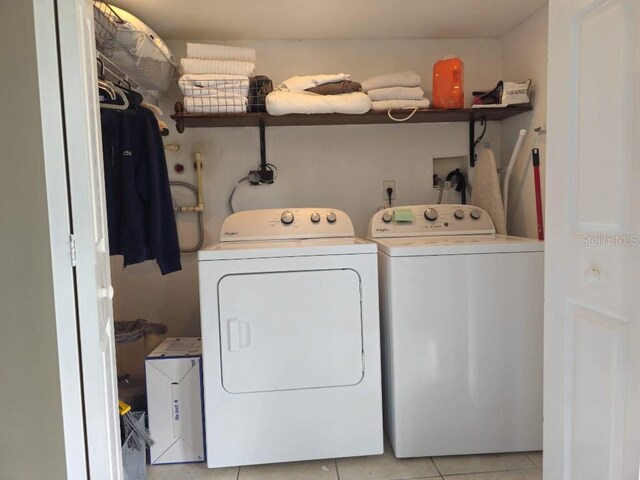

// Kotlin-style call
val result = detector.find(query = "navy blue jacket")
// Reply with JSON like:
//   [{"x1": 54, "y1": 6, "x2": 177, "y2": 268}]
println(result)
[{"x1": 101, "y1": 106, "x2": 181, "y2": 275}]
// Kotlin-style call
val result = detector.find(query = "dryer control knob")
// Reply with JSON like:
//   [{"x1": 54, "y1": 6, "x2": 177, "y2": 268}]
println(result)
[
  {"x1": 382, "y1": 212, "x2": 393, "y2": 223},
  {"x1": 281, "y1": 211, "x2": 295, "y2": 224},
  {"x1": 454, "y1": 209, "x2": 465, "y2": 220},
  {"x1": 424, "y1": 208, "x2": 438, "y2": 221},
  {"x1": 326, "y1": 212, "x2": 337, "y2": 223},
  {"x1": 470, "y1": 209, "x2": 482, "y2": 220},
  {"x1": 310, "y1": 212, "x2": 321, "y2": 223}
]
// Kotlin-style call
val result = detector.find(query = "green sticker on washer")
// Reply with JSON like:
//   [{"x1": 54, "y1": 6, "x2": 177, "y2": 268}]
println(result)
[{"x1": 393, "y1": 208, "x2": 415, "y2": 222}]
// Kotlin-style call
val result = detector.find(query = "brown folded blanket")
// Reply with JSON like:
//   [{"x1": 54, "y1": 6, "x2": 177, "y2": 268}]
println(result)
[{"x1": 306, "y1": 80, "x2": 362, "y2": 95}]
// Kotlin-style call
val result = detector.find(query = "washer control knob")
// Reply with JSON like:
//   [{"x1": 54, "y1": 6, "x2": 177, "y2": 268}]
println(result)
[
  {"x1": 326, "y1": 212, "x2": 337, "y2": 224},
  {"x1": 382, "y1": 212, "x2": 393, "y2": 223},
  {"x1": 281, "y1": 211, "x2": 294, "y2": 225},
  {"x1": 470, "y1": 209, "x2": 482, "y2": 220},
  {"x1": 454, "y1": 209, "x2": 465, "y2": 220},
  {"x1": 310, "y1": 212, "x2": 321, "y2": 223},
  {"x1": 424, "y1": 208, "x2": 438, "y2": 221}
]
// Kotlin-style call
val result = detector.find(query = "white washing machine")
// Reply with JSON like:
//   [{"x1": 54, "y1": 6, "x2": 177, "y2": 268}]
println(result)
[
  {"x1": 199, "y1": 208, "x2": 383, "y2": 468},
  {"x1": 368, "y1": 204, "x2": 544, "y2": 458}
]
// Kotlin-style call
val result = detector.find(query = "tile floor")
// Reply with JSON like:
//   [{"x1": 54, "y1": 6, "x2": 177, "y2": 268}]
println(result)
[{"x1": 147, "y1": 439, "x2": 542, "y2": 480}]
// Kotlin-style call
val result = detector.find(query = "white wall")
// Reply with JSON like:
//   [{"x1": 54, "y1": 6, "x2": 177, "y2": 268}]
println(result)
[
  {"x1": 111, "y1": 38, "x2": 506, "y2": 336},
  {"x1": 500, "y1": 6, "x2": 548, "y2": 238},
  {"x1": 0, "y1": 0, "x2": 68, "y2": 478}
]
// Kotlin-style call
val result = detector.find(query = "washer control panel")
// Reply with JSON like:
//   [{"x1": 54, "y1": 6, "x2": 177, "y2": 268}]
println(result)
[
  {"x1": 221, "y1": 208, "x2": 354, "y2": 241},
  {"x1": 368, "y1": 204, "x2": 495, "y2": 238}
]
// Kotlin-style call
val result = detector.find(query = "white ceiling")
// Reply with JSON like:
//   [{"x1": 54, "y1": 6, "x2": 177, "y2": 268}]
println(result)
[{"x1": 108, "y1": 0, "x2": 548, "y2": 41}]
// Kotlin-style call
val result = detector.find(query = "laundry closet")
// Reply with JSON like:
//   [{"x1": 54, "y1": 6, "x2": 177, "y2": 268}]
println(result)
[
  {"x1": 94, "y1": 1, "x2": 550, "y2": 477},
  {"x1": 6, "y1": 0, "x2": 640, "y2": 479}
]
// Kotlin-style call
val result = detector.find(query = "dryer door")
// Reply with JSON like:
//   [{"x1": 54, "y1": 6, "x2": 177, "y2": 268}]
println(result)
[{"x1": 218, "y1": 268, "x2": 364, "y2": 393}]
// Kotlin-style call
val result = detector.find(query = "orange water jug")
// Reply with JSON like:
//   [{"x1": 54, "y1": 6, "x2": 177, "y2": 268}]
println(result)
[{"x1": 432, "y1": 56, "x2": 464, "y2": 109}]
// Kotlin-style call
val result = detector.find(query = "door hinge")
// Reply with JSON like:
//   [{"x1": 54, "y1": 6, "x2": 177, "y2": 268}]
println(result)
[{"x1": 69, "y1": 234, "x2": 77, "y2": 267}]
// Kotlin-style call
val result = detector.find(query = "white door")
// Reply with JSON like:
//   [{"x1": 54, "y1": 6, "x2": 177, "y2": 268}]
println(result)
[
  {"x1": 545, "y1": 1, "x2": 640, "y2": 479},
  {"x1": 55, "y1": 0, "x2": 122, "y2": 478},
  {"x1": 218, "y1": 268, "x2": 364, "y2": 393}
]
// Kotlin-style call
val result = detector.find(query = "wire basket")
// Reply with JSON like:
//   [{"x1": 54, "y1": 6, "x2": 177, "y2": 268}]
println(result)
[
  {"x1": 93, "y1": 1, "x2": 120, "y2": 57},
  {"x1": 93, "y1": 1, "x2": 177, "y2": 94},
  {"x1": 178, "y1": 76, "x2": 273, "y2": 114},
  {"x1": 110, "y1": 29, "x2": 177, "y2": 92}
]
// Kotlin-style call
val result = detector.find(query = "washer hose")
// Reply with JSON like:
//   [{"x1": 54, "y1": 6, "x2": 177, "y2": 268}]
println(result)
[{"x1": 170, "y1": 181, "x2": 204, "y2": 253}]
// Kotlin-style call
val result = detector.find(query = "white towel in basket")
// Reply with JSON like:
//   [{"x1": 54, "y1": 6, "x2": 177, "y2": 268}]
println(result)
[
  {"x1": 183, "y1": 96, "x2": 248, "y2": 114},
  {"x1": 186, "y1": 43, "x2": 256, "y2": 62},
  {"x1": 178, "y1": 74, "x2": 250, "y2": 97},
  {"x1": 181, "y1": 58, "x2": 255, "y2": 76}
]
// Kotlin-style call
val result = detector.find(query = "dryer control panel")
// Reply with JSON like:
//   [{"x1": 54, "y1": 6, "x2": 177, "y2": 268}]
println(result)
[
  {"x1": 368, "y1": 204, "x2": 495, "y2": 238},
  {"x1": 220, "y1": 208, "x2": 355, "y2": 241}
]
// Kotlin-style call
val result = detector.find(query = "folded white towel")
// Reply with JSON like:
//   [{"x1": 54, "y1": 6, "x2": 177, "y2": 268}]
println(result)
[
  {"x1": 181, "y1": 58, "x2": 255, "y2": 76},
  {"x1": 186, "y1": 43, "x2": 256, "y2": 62},
  {"x1": 371, "y1": 98, "x2": 431, "y2": 111},
  {"x1": 367, "y1": 86, "x2": 425, "y2": 101},
  {"x1": 278, "y1": 73, "x2": 351, "y2": 92},
  {"x1": 183, "y1": 96, "x2": 247, "y2": 114},
  {"x1": 266, "y1": 91, "x2": 371, "y2": 116},
  {"x1": 178, "y1": 74, "x2": 250, "y2": 97},
  {"x1": 361, "y1": 71, "x2": 421, "y2": 92}
]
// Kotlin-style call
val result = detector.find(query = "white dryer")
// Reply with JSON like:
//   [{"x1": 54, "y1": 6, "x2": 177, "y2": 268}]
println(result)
[
  {"x1": 199, "y1": 208, "x2": 383, "y2": 468},
  {"x1": 368, "y1": 204, "x2": 544, "y2": 458}
]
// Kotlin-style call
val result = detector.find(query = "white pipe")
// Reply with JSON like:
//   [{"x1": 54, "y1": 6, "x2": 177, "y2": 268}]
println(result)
[
  {"x1": 174, "y1": 152, "x2": 204, "y2": 212},
  {"x1": 195, "y1": 152, "x2": 204, "y2": 208},
  {"x1": 502, "y1": 129, "x2": 527, "y2": 230}
]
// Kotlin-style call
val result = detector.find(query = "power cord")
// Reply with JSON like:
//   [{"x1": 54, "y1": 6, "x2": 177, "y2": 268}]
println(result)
[
  {"x1": 228, "y1": 163, "x2": 280, "y2": 214},
  {"x1": 228, "y1": 176, "x2": 249, "y2": 214},
  {"x1": 387, "y1": 186, "x2": 394, "y2": 207}
]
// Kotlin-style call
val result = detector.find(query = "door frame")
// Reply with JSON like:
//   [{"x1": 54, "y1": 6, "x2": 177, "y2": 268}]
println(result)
[{"x1": 32, "y1": 0, "x2": 88, "y2": 477}]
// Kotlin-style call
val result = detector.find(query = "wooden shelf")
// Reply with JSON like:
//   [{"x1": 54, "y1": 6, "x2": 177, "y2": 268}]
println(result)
[
  {"x1": 170, "y1": 102, "x2": 532, "y2": 167},
  {"x1": 170, "y1": 104, "x2": 532, "y2": 131}
]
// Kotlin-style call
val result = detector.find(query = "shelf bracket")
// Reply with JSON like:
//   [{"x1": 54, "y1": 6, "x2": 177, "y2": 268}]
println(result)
[
  {"x1": 468, "y1": 115, "x2": 487, "y2": 168},
  {"x1": 249, "y1": 120, "x2": 275, "y2": 184},
  {"x1": 259, "y1": 119, "x2": 266, "y2": 171},
  {"x1": 469, "y1": 118, "x2": 475, "y2": 167}
]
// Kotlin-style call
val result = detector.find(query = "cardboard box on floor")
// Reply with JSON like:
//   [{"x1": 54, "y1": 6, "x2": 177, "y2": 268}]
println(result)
[{"x1": 146, "y1": 337, "x2": 205, "y2": 464}]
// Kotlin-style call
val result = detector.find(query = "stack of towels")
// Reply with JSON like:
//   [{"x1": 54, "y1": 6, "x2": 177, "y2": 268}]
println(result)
[
  {"x1": 266, "y1": 73, "x2": 371, "y2": 116},
  {"x1": 179, "y1": 43, "x2": 256, "y2": 113},
  {"x1": 361, "y1": 71, "x2": 431, "y2": 111}
]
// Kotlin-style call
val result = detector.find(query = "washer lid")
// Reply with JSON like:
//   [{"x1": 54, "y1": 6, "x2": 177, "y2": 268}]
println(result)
[
  {"x1": 198, "y1": 237, "x2": 377, "y2": 260},
  {"x1": 372, "y1": 234, "x2": 544, "y2": 256}
]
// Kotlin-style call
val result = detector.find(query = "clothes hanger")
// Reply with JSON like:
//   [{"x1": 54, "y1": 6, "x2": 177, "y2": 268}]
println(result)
[
  {"x1": 100, "y1": 84, "x2": 130, "y2": 111},
  {"x1": 98, "y1": 79, "x2": 117, "y2": 100}
]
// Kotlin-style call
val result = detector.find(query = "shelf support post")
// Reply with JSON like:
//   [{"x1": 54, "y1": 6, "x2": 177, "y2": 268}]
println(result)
[
  {"x1": 469, "y1": 118, "x2": 475, "y2": 167},
  {"x1": 249, "y1": 119, "x2": 275, "y2": 184},
  {"x1": 259, "y1": 119, "x2": 267, "y2": 172}
]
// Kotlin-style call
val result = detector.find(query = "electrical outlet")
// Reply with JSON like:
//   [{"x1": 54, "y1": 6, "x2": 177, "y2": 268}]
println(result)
[{"x1": 383, "y1": 180, "x2": 396, "y2": 200}]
